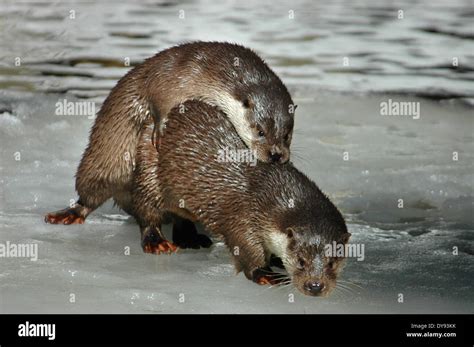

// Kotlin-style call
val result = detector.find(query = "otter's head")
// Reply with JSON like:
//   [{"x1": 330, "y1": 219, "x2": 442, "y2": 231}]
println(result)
[
  {"x1": 269, "y1": 221, "x2": 351, "y2": 297},
  {"x1": 228, "y1": 83, "x2": 295, "y2": 164}
]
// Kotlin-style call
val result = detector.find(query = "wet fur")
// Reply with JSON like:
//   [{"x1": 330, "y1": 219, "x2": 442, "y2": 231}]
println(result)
[
  {"x1": 75, "y1": 41, "x2": 294, "y2": 214},
  {"x1": 47, "y1": 97, "x2": 348, "y2": 295},
  {"x1": 133, "y1": 100, "x2": 348, "y2": 295}
]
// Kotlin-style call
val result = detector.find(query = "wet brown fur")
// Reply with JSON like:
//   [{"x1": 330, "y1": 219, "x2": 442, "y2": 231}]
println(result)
[
  {"x1": 74, "y1": 41, "x2": 294, "y2": 216},
  {"x1": 46, "y1": 96, "x2": 348, "y2": 296},
  {"x1": 132, "y1": 101, "x2": 349, "y2": 295}
]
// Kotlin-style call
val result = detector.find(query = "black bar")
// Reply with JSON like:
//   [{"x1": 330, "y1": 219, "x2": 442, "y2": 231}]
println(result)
[{"x1": 0, "y1": 314, "x2": 472, "y2": 345}]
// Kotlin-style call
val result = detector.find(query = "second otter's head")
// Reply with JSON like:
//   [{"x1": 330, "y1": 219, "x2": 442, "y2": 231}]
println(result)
[
  {"x1": 216, "y1": 83, "x2": 295, "y2": 164},
  {"x1": 241, "y1": 84, "x2": 295, "y2": 164}
]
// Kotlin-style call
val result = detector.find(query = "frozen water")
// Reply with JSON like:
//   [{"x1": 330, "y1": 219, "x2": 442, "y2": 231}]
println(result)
[
  {"x1": 0, "y1": 0, "x2": 473, "y2": 313},
  {"x1": 0, "y1": 90, "x2": 472, "y2": 313}
]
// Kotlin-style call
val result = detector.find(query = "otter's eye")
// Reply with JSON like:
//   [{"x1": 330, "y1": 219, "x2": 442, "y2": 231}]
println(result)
[
  {"x1": 327, "y1": 259, "x2": 336, "y2": 269},
  {"x1": 297, "y1": 258, "x2": 306, "y2": 270},
  {"x1": 258, "y1": 130, "x2": 265, "y2": 137}
]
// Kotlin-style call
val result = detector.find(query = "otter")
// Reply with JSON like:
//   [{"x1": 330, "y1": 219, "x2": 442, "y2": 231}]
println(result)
[
  {"x1": 45, "y1": 42, "x2": 295, "y2": 225},
  {"x1": 132, "y1": 100, "x2": 350, "y2": 297},
  {"x1": 45, "y1": 98, "x2": 348, "y2": 296}
]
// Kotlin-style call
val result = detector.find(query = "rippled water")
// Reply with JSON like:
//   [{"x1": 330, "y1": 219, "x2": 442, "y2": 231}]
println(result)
[{"x1": 1, "y1": 0, "x2": 473, "y2": 101}]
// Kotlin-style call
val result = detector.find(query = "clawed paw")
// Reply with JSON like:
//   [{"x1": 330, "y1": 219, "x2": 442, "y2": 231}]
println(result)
[
  {"x1": 256, "y1": 274, "x2": 282, "y2": 286},
  {"x1": 252, "y1": 268, "x2": 286, "y2": 286},
  {"x1": 143, "y1": 240, "x2": 178, "y2": 255},
  {"x1": 44, "y1": 209, "x2": 85, "y2": 225}
]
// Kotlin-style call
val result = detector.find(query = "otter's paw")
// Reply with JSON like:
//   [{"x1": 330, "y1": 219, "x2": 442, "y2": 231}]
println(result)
[
  {"x1": 142, "y1": 232, "x2": 178, "y2": 255},
  {"x1": 44, "y1": 209, "x2": 85, "y2": 225},
  {"x1": 252, "y1": 268, "x2": 285, "y2": 286},
  {"x1": 143, "y1": 240, "x2": 178, "y2": 254}
]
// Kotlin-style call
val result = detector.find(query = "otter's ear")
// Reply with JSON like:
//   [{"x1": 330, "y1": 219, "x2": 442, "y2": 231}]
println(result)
[
  {"x1": 242, "y1": 98, "x2": 253, "y2": 109},
  {"x1": 285, "y1": 227, "x2": 295, "y2": 238},
  {"x1": 340, "y1": 232, "x2": 351, "y2": 244}
]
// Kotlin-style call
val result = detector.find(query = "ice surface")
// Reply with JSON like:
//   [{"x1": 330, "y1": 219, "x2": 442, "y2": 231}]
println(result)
[{"x1": 0, "y1": 90, "x2": 472, "y2": 313}]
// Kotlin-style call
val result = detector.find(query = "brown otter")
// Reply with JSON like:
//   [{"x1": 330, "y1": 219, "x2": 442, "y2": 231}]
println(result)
[
  {"x1": 132, "y1": 100, "x2": 350, "y2": 297},
  {"x1": 45, "y1": 42, "x2": 295, "y2": 225},
  {"x1": 45, "y1": 97, "x2": 348, "y2": 296}
]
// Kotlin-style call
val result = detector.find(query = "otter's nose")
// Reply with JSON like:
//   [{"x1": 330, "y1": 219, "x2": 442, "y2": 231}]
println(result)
[
  {"x1": 304, "y1": 281, "x2": 324, "y2": 295},
  {"x1": 269, "y1": 152, "x2": 282, "y2": 163}
]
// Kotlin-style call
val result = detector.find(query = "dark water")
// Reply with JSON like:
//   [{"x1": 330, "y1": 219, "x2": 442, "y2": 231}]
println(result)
[{"x1": 0, "y1": 0, "x2": 473, "y2": 103}]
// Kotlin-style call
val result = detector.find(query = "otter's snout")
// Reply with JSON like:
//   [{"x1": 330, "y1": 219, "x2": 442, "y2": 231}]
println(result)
[
  {"x1": 269, "y1": 151, "x2": 282, "y2": 163},
  {"x1": 267, "y1": 148, "x2": 289, "y2": 163},
  {"x1": 304, "y1": 280, "x2": 325, "y2": 296}
]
